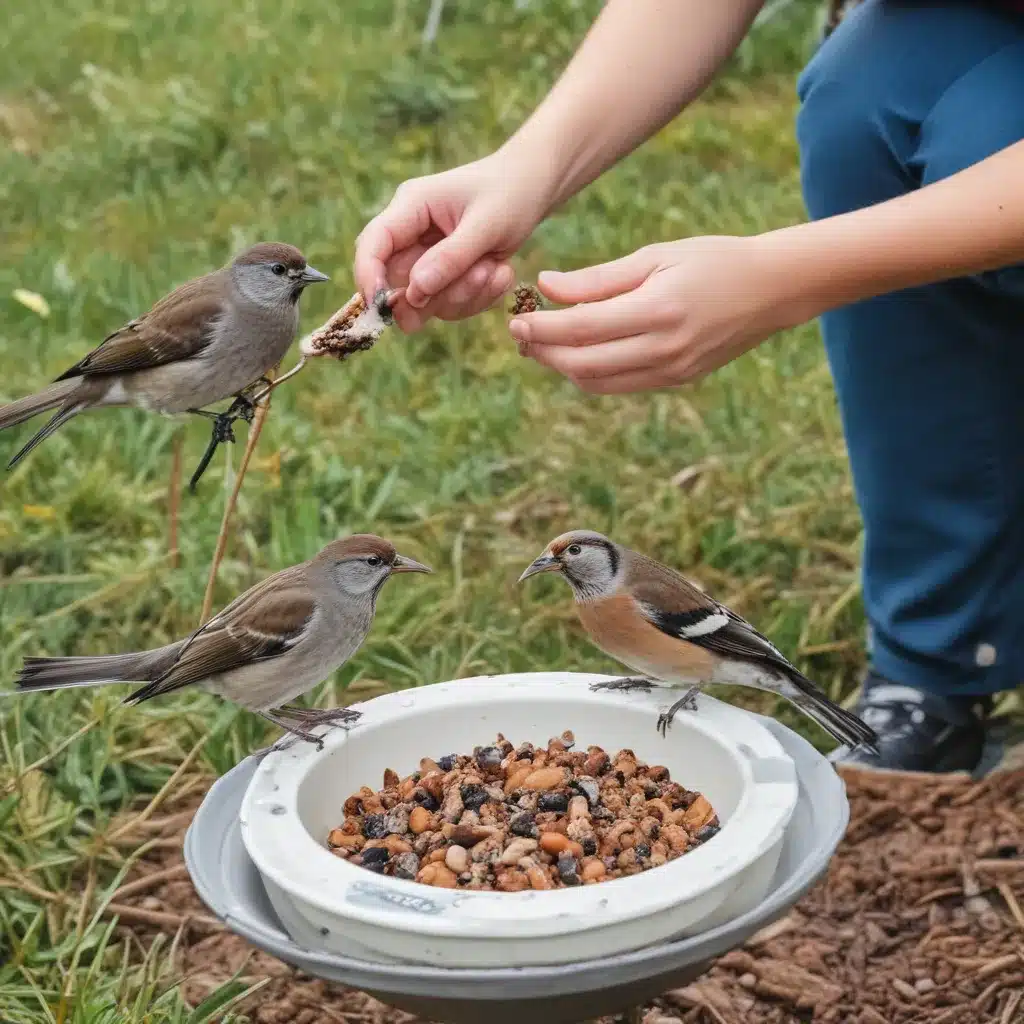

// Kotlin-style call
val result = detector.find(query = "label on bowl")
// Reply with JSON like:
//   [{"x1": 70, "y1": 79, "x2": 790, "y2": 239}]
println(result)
[{"x1": 346, "y1": 880, "x2": 448, "y2": 916}]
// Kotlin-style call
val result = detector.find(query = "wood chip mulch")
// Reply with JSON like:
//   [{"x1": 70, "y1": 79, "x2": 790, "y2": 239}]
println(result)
[{"x1": 109, "y1": 763, "x2": 1023, "y2": 1024}]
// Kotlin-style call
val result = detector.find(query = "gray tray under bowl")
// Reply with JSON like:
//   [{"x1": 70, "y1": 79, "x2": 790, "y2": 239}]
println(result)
[{"x1": 184, "y1": 714, "x2": 848, "y2": 1024}]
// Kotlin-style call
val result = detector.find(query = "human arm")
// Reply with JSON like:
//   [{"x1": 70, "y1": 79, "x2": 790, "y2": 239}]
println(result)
[
  {"x1": 510, "y1": 138, "x2": 1024, "y2": 392},
  {"x1": 353, "y1": 0, "x2": 766, "y2": 329}
]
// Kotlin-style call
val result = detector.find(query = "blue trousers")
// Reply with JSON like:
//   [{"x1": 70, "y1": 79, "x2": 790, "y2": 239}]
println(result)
[{"x1": 796, "y1": 0, "x2": 1024, "y2": 697}]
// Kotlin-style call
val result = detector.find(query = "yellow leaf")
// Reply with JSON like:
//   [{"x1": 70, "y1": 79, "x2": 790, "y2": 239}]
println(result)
[
  {"x1": 13, "y1": 289, "x2": 50, "y2": 318},
  {"x1": 252, "y1": 449, "x2": 281, "y2": 487},
  {"x1": 22, "y1": 504, "x2": 56, "y2": 520}
]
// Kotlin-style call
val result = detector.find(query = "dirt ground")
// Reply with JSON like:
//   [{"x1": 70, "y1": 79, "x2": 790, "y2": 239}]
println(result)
[{"x1": 112, "y1": 763, "x2": 1023, "y2": 1024}]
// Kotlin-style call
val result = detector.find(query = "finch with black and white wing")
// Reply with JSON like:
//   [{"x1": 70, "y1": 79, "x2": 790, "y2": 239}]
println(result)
[{"x1": 519, "y1": 530, "x2": 879, "y2": 753}]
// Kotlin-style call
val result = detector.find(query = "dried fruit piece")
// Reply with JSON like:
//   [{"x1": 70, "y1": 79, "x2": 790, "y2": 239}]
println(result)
[
  {"x1": 449, "y1": 824, "x2": 496, "y2": 847},
  {"x1": 417, "y1": 863, "x2": 458, "y2": 888},
  {"x1": 682, "y1": 794, "x2": 716, "y2": 831},
  {"x1": 539, "y1": 832, "x2": 584, "y2": 859},
  {"x1": 523, "y1": 767, "x2": 565, "y2": 791},
  {"x1": 409, "y1": 806, "x2": 435, "y2": 835}
]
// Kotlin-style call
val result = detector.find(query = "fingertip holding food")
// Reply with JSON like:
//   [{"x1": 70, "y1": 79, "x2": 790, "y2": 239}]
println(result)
[
  {"x1": 493, "y1": 264, "x2": 515, "y2": 293},
  {"x1": 508, "y1": 318, "x2": 529, "y2": 343},
  {"x1": 409, "y1": 265, "x2": 443, "y2": 306}
]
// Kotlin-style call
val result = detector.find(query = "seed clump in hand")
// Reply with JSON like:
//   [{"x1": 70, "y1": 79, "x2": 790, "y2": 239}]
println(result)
[
  {"x1": 510, "y1": 282, "x2": 544, "y2": 316},
  {"x1": 326, "y1": 731, "x2": 719, "y2": 891}
]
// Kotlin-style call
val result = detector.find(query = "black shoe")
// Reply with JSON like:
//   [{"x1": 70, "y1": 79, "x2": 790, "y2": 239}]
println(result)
[{"x1": 832, "y1": 671, "x2": 990, "y2": 773}]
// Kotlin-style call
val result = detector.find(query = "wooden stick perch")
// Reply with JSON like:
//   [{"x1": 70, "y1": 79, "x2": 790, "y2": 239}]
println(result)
[{"x1": 199, "y1": 375, "x2": 276, "y2": 625}]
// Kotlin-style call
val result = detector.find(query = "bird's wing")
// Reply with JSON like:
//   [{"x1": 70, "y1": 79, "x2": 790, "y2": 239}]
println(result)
[
  {"x1": 124, "y1": 578, "x2": 316, "y2": 704},
  {"x1": 54, "y1": 274, "x2": 226, "y2": 381},
  {"x1": 630, "y1": 561, "x2": 793, "y2": 672}
]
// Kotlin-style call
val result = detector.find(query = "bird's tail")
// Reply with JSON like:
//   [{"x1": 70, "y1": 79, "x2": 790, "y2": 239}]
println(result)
[
  {"x1": 784, "y1": 677, "x2": 880, "y2": 755},
  {"x1": 0, "y1": 379, "x2": 87, "y2": 469},
  {"x1": 15, "y1": 643, "x2": 184, "y2": 695},
  {"x1": 0, "y1": 380, "x2": 80, "y2": 432}
]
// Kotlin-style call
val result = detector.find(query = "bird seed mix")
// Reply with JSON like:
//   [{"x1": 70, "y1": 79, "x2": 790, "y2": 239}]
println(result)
[{"x1": 326, "y1": 731, "x2": 720, "y2": 890}]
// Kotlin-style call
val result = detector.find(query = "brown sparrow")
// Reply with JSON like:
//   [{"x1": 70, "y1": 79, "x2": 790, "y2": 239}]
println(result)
[
  {"x1": 14, "y1": 535, "x2": 431, "y2": 750},
  {"x1": 0, "y1": 242, "x2": 328, "y2": 469}
]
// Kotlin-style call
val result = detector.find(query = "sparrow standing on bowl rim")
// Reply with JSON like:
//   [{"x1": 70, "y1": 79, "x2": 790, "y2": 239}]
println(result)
[
  {"x1": 0, "y1": 241, "x2": 329, "y2": 474},
  {"x1": 12, "y1": 535, "x2": 432, "y2": 751},
  {"x1": 519, "y1": 529, "x2": 879, "y2": 754}
]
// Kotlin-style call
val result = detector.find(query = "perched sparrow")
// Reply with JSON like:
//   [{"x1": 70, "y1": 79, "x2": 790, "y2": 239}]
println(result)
[
  {"x1": 0, "y1": 242, "x2": 328, "y2": 469},
  {"x1": 14, "y1": 535, "x2": 431, "y2": 750},
  {"x1": 519, "y1": 530, "x2": 879, "y2": 753}
]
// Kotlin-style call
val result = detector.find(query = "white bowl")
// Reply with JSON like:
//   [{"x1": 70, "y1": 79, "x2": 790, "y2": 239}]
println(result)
[{"x1": 240, "y1": 672, "x2": 799, "y2": 968}]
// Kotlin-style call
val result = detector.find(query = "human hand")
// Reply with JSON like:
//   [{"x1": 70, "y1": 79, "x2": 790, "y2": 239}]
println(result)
[
  {"x1": 354, "y1": 154, "x2": 551, "y2": 332},
  {"x1": 508, "y1": 236, "x2": 803, "y2": 393}
]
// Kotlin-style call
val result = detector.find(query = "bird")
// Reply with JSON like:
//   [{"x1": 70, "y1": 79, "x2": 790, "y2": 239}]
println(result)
[
  {"x1": 12, "y1": 535, "x2": 431, "y2": 750},
  {"x1": 0, "y1": 242, "x2": 329, "y2": 470},
  {"x1": 519, "y1": 530, "x2": 879, "y2": 754}
]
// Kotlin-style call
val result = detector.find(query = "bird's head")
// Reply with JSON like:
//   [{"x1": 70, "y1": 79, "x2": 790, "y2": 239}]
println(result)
[
  {"x1": 231, "y1": 242, "x2": 329, "y2": 307},
  {"x1": 518, "y1": 530, "x2": 622, "y2": 602},
  {"x1": 317, "y1": 534, "x2": 432, "y2": 598}
]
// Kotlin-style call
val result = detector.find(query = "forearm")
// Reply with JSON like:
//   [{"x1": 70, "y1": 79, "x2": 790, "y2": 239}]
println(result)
[
  {"x1": 767, "y1": 139, "x2": 1024, "y2": 323},
  {"x1": 501, "y1": 0, "x2": 765, "y2": 212}
]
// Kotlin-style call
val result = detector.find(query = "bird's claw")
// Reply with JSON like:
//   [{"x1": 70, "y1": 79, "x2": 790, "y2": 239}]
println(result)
[
  {"x1": 590, "y1": 677, "x2": 655, "y2": 694},
  {"x1": 656, "y1": 687, "x2": 701, "y2": 737},
  {"x1": 187, "y1": 396, "x2": 257, "y2": 492}
]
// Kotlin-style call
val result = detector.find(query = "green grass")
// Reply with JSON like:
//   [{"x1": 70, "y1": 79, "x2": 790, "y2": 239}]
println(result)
[{"x1": 0, "y1": 0, "x2": 935, "y2": 1018}]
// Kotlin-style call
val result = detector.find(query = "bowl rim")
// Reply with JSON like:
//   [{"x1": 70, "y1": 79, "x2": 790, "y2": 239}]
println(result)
[{"x1": 239, "y1": 672, "x2": 800, "y2": 940}]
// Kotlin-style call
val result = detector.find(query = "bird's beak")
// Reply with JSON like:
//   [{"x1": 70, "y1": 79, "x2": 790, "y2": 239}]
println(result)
[
  {"x1": 391, "y1": 554, "x2": 433, "y2": 574},
  {"x1": 300, "y1": 266, "x2": 330, "y2": 284},
  {"x1": 518, "y1": 554, "x2": 560, "y2": 582}
]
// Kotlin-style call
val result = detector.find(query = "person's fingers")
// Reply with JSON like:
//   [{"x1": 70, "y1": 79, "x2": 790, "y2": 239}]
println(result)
[
  {"x1": 434, "y1": 260, "x2": 497, "y2": 311},
  {"x1": 573, "y1": 369, "x2": 680, "y2": 394},
  {"x1": 385, "y1": 263, "x2": 514, "y2": 331},
  {"x1": 434, "y1": 263, "x2": 514, "y2": 321},
  {"x1": 381, "y1": 243, "x2": 431, "y2": 290},
  {"x1": 509, "y1": 288, "x2": 676, "y2": 349},
  {"x1": 524, "y1": 332, "x2": 677, "y2": 379},
  {"x1": 389, "y1": 294, "x2": 428, "y2": 333},
  {"x1": 393, "y1": 261, "x2": 493, "y2": 327},
  {"x1": 570, "y1": 357, "x2": 704, "y2": 395},
  {"x1": 354, "y1": 195, "x2": 433, "y2": 301},
  {"x1": 406, "y1": 210, "x2": 498, "y2": 309},
  {"x1": 535, "y1": 247, "x2": 659, "y2": 306}
]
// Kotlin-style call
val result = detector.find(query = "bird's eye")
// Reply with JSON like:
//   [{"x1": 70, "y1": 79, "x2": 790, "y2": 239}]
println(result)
[
  {"x1": 366, "y1": 555, "x2": 382, "y2": 567},
  {"x1": 271, "y1": 263, "x2": 287, "y2": 276},
  {"x1": 567, "y1": 544, "x2": 582, "y2": 556}
]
